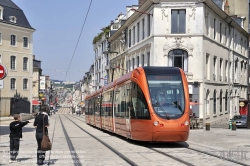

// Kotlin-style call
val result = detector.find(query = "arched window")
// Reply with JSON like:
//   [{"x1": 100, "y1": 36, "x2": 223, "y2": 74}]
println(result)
[
  {"x1": 220, "y1": 90, "x2": 222, "y2": 112},
  {"x1": 168, "y1": 49, "x2": 188, "y2": 72},
  {"x1": 213, "y1": 90, "x2": 216, "y2": 114}
]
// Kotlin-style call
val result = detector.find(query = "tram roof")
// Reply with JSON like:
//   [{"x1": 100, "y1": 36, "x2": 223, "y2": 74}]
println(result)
[{"x1": 142, "y1": 66, "x2": 181, "y2": 75}]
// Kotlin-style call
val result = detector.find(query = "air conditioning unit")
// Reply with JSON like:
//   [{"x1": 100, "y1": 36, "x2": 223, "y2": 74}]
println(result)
[
  {"x1": 213, "y1": 74, "x2": 216, "y2": 81},
  {"x1": 225, "y1": 76, "x2": 227, "y2": 82}
]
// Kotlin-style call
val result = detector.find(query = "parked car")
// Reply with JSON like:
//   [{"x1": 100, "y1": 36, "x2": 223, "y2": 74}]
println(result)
[{"x1": 230, "y1": 115, "x2": 247, "y2": 128}]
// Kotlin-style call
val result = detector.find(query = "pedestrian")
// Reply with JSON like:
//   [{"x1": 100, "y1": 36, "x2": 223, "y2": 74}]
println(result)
[
  {"x1": 33, "y1": 106, "x2": 50, "y2": 165},
  {"x1": 9, "y1": 114, "x2": 29, "y2": 163}
]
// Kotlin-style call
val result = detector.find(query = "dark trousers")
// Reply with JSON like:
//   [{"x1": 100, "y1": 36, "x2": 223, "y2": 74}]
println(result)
[
  {"x1": 10, "y1": 138, "x2": 20, "y2": 160},
  {"x1": 36, "y1": 133, "x2": 45, "y2": 164}
]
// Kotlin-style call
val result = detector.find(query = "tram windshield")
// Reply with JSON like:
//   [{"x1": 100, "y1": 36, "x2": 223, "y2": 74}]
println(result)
[{"x1": 147, "y1": 75, "x2": 185, "y2": 120}]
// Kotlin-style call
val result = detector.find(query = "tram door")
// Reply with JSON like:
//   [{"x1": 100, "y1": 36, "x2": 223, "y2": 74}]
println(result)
[{"x1": 129, "y1": 83, "x2": 152, "y2": 141}]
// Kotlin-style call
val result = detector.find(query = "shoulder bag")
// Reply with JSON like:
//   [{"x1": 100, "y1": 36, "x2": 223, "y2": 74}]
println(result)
[{"x1": 41, "y1": 115, "x2": 52, "y2": 151}]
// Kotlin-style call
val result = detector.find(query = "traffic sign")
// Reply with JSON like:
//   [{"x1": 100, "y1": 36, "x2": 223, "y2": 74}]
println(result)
[{"x1": 0, "y1": 64, "x2": 7, "y2": 80}]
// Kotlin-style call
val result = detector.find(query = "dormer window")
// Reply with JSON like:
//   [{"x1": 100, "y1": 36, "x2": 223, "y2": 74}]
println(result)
[
  {"x1": 0, "y1": 6, "x2": 3, "y2": 20},
  {"x1": 9, "y1": 16, "x2": 17, "y2": 23}
]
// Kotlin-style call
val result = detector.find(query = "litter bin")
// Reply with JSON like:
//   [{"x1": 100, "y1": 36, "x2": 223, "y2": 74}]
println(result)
[
  {"x1": 229, "y1": 120, "x2": 232, "y2": 129},
  {"x1": 205, "y1": 123, "x2": 210, "y2": 131},
  {"x1": 232, "y1": 121, "x2": 236, "y2": 130}
]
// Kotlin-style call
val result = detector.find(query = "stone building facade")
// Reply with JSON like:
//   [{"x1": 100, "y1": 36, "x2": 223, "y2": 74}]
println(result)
[
  {"x1": 106, "y1": 0, "x2": 249, "y2": 125},
  {"x1": 0, "y1": 0, "x2": 35, "y2": 115}
]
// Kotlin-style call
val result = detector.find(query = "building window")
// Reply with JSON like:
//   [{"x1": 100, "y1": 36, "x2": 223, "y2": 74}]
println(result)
[
  {"x1": 213, "y1": 90, "x2": 216, "y2": 114},
  {"x1": 10, "y1": 56, "x2": 16, "y2": 70},
  {"x1": 225, "y1": 27, "x2": 227, "y2": 45},
  {"x1": 10, "y1": 34, "x2": 16, "y2": 46},
  {"x1": 137, "y1": 56, "x2": 139, "y2": 67},
  {"x1": 11, "y1": 78, "x2": 16, "y2": 90},
  {"x1": 132, "y1": 58, "x2": 135, "y2": 69},
  {"x1": 220, "y1": 90, "x2": 222, "y2": 112},
  {"x1": 129, "y1": 29, "x2": 131, "y2": 47},
  {"x1": 219, "y1": 59, "x2": 222, "y2": 81},
  {"x1": 137, "y1": 22, "x2": 140, "y2": 43},
  {"x1": 0, "y1": 7, "x2": 3, "y2": 20},
  {"x1": 213, "y1": 56, "x2": 217, "y2": 80},
  {"x1": 214, "y1": 19, "x2": 216, "y2": 40},
  {"x1": 147, "y1": 15, "x2": 151, "y2": 36},
  {"x1": 133, "y1": 26, "x2": 135, "y2": 45},
  {"x1": 23, "y1": 57, "x2": 28, "y2": 71},
  {"x1": 142, "y1": 54, "x2": 144, "y2": 66},
  {"x1": 23, "y1": 37, "x2": 29, "y2": 48},
  {"x1": 171, "y1": 9, "x2": 186, "y2": 33},
  {"x1": 206, "y1": 90, "x2": 210, "y2": 116},
  {"x1": 219, "y1": 23, "x2": 222, "y2": 43},
  {"x1": 147, "y1": 52, "x2": 150, "y2": 66},
  {"x1": 168, "y1": 49, "x2": 188, "y2": 72},
  {"x1": 142, "y1": 18, "x2": 145, "y2": 40},
  {"x1": 225, "y1": 91, "x2": 228, "y2": 112},
  {"x1": 206, "y1": 54, "x2": 210, "y2": 80},
  {"x1": 23, "y1": 78, "x2": 28, "y2": 89},
  {"x1": 0, "y1": 32, "x2": 2, "y2": 45},
  {"x1": 128, "y1": 60, "x2": 131, "y2": 71}
]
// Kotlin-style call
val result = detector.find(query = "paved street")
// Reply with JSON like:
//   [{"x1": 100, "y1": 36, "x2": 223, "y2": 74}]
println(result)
[{"x1": 0, "y1": 108, "x2": 250, "y2": 166}]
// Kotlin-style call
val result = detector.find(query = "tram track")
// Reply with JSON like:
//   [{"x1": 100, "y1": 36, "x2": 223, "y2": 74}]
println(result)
[
  {"x1": 69, "y1": 115, "x2": 249, "y2": 166},
  {"x1": 64, "y1": 115, "x2": 138, "y2": 166},
  {"x1": 59, "y1": 115, "x2": 82, "y2": 166}
]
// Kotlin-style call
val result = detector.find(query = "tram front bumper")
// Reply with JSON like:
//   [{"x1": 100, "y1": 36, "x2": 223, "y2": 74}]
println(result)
[{"x1": 152, "y1": 131, "x2": 189, "y2": 142}]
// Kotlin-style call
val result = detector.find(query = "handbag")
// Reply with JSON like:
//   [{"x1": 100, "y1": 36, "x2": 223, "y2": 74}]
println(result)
[{"x1": 41, "y1": 115, "x2": 52, "y2": 151}]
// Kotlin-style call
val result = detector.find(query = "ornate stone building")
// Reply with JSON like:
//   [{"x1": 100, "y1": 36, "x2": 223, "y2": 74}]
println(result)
[{"x1": 106, "y1": 0, "x2": 249, "y2": 125}]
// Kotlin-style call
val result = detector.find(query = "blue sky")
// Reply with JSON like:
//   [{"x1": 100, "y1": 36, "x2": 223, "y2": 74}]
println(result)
[{"x1": 12, "y1": 0, "x2": 137, "y2": 82}]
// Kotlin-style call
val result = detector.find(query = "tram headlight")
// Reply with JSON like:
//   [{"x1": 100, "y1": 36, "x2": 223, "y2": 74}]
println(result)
[
  {"x1": 154, "y1": 121, "x2": 159, "y2": 126},
  {"x1": 184, "y1": 121, "x2": 189, "y2": 126}
]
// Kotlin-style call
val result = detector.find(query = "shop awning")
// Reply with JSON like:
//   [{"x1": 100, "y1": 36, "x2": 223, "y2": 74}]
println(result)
[{"x1": 32, "y1": 100, "x2": 40, "y2": 105}]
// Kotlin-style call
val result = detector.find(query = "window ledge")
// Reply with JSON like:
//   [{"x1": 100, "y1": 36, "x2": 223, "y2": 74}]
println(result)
[
  {"x1": 213, "y1": 114, "x2": 217, "y2": 117},
  {"x1": 224, "y1": 111, "x2": 228, "y2": 114},
  {"x1": 206, "y1": 116, "x2": 210, "y2": 119}
]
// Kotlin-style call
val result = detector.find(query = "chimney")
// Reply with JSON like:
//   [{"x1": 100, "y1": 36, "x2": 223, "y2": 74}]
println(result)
[
  {"x1": 33, "y1": 55, "x2": 35, "y2": 60},
  {"x1": 224, "y1": 0, "x2": 229, "y2": 15},
  {"x1": 138, "y1": 0, "x2": 147, "y2": 7}
]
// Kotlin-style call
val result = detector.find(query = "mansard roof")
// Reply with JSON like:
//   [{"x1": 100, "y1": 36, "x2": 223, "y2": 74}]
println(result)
[{"x1": 0, "y1": 0, "x2": 35, "y2": 30}]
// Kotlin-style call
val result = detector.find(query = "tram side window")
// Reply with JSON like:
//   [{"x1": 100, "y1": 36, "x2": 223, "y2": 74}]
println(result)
[
  {"x1": 115, "y1": 88, "x2": 120, "y2": 117},
  {"x1": 95, "y1": 96, "x2": 101, "y2": 115},
  {"x1": 120, "y1": 86, "x2": 126, "y2": 118},
  {"x1": 85, "y1": 100, "x2": 89, "y2": 115},
  {"x1": 89, "y1": 99, "x2": 93, "y2": 115},
  {"x1": 102, "y1": 92, "x2": 109, "y2": 116},
  {"x1": 131, "y1": 82, "x2": 150, "y2": 119},
  {"x1": 126, "y1": 84, "x2": 132, "y2": 118}
]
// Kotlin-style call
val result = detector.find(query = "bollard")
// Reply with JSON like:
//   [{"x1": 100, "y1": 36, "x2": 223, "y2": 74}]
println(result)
[
  {"x1": 205, "y1": 123, "x2": 210, "y2": 131},
  {"x1": 232, "y1": 122, "x2": 236, "y2": 130}
]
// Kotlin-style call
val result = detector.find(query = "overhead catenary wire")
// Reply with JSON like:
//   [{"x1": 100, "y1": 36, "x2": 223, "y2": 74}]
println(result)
[{"x1": 64, "y1": 0, "x2": 93, "y2": 81}]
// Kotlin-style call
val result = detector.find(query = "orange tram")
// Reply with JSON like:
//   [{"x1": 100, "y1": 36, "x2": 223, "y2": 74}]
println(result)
[{"x1": 85, "y1": 67, "x2": 190, "y2": 142}]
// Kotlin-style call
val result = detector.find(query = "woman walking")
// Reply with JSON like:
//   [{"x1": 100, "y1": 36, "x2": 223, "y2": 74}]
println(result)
[{"x1": 33, "y1": 105, "x2": 49, "y2": 165}]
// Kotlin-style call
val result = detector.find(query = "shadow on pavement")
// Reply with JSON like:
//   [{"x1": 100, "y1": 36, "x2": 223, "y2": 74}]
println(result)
[{"x1": 0, "y1": 126, "x2": 35, "y2": 136}]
